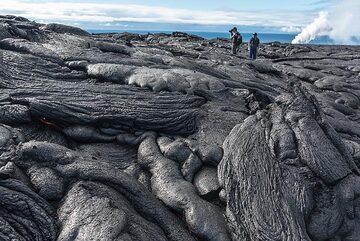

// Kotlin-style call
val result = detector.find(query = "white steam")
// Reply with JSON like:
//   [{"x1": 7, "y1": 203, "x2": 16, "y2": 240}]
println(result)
[
  {"x1": 292, "y1": 11, "x2": 330, "y2": 44},
  {"x1": 292, "y1": 0, "x2": 360, "y2": 44}
]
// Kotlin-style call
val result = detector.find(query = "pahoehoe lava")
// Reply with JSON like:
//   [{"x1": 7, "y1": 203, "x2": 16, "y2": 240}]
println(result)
[{"x1": 0, "y1": 15, "x2": 360, "y2": 241}]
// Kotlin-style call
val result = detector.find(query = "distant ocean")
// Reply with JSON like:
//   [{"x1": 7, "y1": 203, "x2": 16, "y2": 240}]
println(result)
[{"x1": 88, "y1": 30, "x2": 336, "y2": 45}]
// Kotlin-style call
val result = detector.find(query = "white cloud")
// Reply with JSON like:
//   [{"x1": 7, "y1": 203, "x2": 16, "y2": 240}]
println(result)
[
  {"x1": 281, "y1": 26, "x2": 303, "y2": 33},
  {"x1": 0, "y1": 0, "x2": 316, "y2": 30},
  {"x1": 104, "y1": 22, "x2": 130, "y2": 28}
]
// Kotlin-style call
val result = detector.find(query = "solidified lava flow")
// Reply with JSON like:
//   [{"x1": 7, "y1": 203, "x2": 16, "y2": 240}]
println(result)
[{"x1": 0, "y1": 15, "x2": 360, "y2": 241}]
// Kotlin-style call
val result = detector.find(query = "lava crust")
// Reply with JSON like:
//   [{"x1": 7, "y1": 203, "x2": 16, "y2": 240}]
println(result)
[{"x1": 1, "y1": 15, "x2": 360, "y2": 241}]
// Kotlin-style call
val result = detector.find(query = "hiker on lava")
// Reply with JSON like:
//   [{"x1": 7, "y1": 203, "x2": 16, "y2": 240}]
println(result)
[
  {"x1": 249, "y1": 32, "x2": 260, "y2": 60},
  {"x1": 229, "y1": 27, "x2": 242, "y2": 55}
]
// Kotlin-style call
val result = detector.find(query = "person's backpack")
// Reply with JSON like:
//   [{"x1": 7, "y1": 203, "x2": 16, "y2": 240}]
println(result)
[
  {"x1": 235, "y1": 34, "x2": 242, "y2": 45},
  {"x1": 252, "y1": 37, "x2": 259, "y2": 47}
]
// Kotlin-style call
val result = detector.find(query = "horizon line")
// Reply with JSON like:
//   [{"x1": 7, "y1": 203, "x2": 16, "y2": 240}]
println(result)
[{"x1": 86, "y1": 29, "x2": 300, "y2": 35}]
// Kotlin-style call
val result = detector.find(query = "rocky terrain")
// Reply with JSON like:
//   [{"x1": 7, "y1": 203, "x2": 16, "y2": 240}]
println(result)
[{"x1": 0, "y1": 15, "x2": 360, "y2": 241}]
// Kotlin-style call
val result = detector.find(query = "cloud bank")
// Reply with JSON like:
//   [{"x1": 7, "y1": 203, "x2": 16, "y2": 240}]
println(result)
[
  {"x1": 0, "y1": 0, "x2": 311, "y2": 32},
  {"x1": 292, "y1": 0, "x2": 360, "y2": 44}
]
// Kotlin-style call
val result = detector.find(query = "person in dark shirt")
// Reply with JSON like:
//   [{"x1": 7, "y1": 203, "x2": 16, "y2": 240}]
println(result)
[
  {"x1": 229, "y1": 27, "x2": 242, "y2": 55},
  {"x1": 249, "y1": 32, "x2": 260, "y2": 59}
]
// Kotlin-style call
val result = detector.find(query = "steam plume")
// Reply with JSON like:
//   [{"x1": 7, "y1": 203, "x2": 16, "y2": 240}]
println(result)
[
  {"x1": 292, "y1": 11, "x2": 330, "y2": 44},
  {"x1": 292, "y1": 0, "x2": 360, "y2": 44}
]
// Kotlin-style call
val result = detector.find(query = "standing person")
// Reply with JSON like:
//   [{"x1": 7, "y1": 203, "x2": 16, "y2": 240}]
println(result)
[
  {"x1": 229, "y1": 27, "x2": 242, "y2": 55},
  {"x1": 249, "y1": 33, "x2": 260, "y2": 60}
]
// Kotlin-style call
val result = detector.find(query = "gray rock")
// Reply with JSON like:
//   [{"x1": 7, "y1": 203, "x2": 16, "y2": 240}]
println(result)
[
  {"x1": 15, "y1": 122, "x2": 69, "y2": 147},
  {"x1": 0, "y1": 105, "x2": 31, "y2": 124},
  {"x1": 92, "y1": 41, "x2": 130, "y2": 55},
  {"x1": 138, "y1": 137, "x2": 230, "y2": 241},
  {"x1": 0, "y1": 179, "x2": 56, "y2": 241},
  {"x1": 58, "y1": 181, "x2": 168, "y2": 241},
  {"x1": 164, "y1": 139, "x2": 192, "y2": 163},
  {"x1": 181, "y1": 153, "x2": 202, "y2": 182},
  {"x1": 0, "y1": 162, "x2": 30, "y2": 186},
  {"x1": 219, "y1": 189, "x2": 226, "y2": 203},
  {"x1": 194, "y1": 166, "x2": 221, "y2": 200},
  {"x1": 0, "y1": 124, "x2": 23, "y2": 150},
  {"x1": 218, "y1": 86, "x2": 359, "y2": 240},
  {"x1": 9, "y1": 140, "x2": 194, "y2": 241},
  {"x1": 41, "y1": 23, "x2": 90, "y2": 36},
  {"x1": 197, "y1": 145, "x2": 224, "y2": 166},
  {"x1": 63, "y1": 125, "x2": 116, "y2": 143},
  {"x1": 157, "y1": 136, "x2": 174, "y2": 153},
  {"x1": 0, "y1": 38, "x2": 63, "y2": 64},
  {"x1": 138, "y1": 171, "x2": 152, "y2": 191},
  {"x1": 28, "y1": 166, "x2": 64, "y2": 200}
]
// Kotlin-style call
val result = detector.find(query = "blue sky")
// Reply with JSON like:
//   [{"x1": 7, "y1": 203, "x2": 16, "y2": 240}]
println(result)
[{"x1": 0, "y1": 0, "x2": 338, "y2": 33}]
